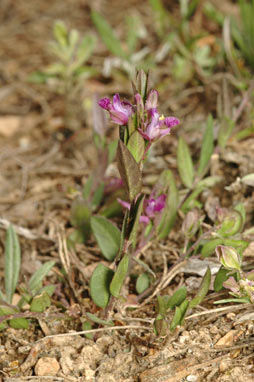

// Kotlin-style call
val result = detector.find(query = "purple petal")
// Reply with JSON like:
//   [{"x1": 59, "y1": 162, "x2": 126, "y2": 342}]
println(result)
[
  {"x1": 164, "y1": 117, "x2": 180, "y2": 128},
  {"x1": 117, "y1": 198, "x2": 131, "y2": 210},
  {"x1": 98, "y1": 98, "x2": 111, "y2": 110},
  {"x1": 109, "y1": 110, "x2": 130, "y2": 125},
  {"x1": 139, "y1": 215, "x2": 150, "y2": 224},
  {"x1": 154, "y1": 194, "x2": 166, "y2": 211}
]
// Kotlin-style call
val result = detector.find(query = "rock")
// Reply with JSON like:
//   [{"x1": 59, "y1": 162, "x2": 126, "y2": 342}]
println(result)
[
  {"x1": 34, "y1": 357, "x2": 60, "y2": 376},
  {"x1": 215, "y1": 330, "x2": 235, "y2": 348}
]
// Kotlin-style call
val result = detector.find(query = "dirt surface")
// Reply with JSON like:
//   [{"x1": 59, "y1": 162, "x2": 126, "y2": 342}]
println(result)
[{"x1": 0, "y1": 1, "x2": 254, "y2": 381}]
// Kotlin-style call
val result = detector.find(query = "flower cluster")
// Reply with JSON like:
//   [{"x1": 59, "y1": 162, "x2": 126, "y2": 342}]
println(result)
[{"x1": 98, "y1": 89, "x2": 179, "y2": 143}]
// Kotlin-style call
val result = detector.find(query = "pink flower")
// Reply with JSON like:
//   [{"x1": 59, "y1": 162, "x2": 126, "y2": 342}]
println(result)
[
  {"x1": 144, "y1": 194, "x2": 166, "y2": 218},
  {"x1": 139, "y1": 108, "x2": 179, "y2": 142},
  {"x1": 98, "y1": 94, "x2": 134, "y2": 125},
  {"x1": 117, "y1": 194, "x2": 166, "y2": 224}
]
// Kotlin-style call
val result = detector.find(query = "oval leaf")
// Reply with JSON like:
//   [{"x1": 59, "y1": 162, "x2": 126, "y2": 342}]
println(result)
[
  {"x1": 177, "y1": 137, "x2": 194, "y2": 188},
  {"x1": 90, "y1": 264, "x2": 114, "y2": 308},
  {"x1": 117, "y1": 140, "x2": 142, "y2": 201},
  {"x1": 136, "y1": 272, "x2": 150, "y2": 294},
  {"x1": 110, "y1": 254, "x2": 129, "y2": 298},
  {"x1": 214, "y1": 266, "x2": 231, "y2": 292},
  {"x1": 127, "y1": 131, "x2": 145, "y2": 163},
  {"x1": 166, "y1": 286, "x2": 187, "y2": 310},
  {"x1": 91, "y1": 216, "x2": 121, "y2": 261},
  {"x1": 170, "y1": 299, "x2": 189, "y2": 331},
  {"x1": 9, "y1": 318, "x2": 29, "y2": 329},
  {"x1": 30, "y1": 292, "x2": 51, "y2": 313},
  {"x1": 201, "y1": 238, "x2": 224, "y2": 257}
]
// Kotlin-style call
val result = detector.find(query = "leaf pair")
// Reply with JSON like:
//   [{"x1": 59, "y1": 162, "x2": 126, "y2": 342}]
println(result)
[{"x1": 90, "y1": 254, "x2": 129, "y2": 308}]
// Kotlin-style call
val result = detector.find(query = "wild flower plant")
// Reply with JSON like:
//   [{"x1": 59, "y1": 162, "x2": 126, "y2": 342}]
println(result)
[{"x1": 89, "y1": 71, "x2": 180, "y2": 314}]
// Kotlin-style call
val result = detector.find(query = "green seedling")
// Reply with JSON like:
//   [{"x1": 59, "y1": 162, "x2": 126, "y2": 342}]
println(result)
[{"x1": 0, "y1": 225, "x2": 55, "y2": 330}]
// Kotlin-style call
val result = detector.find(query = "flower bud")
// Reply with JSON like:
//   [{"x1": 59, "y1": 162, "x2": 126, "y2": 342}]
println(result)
[
  {"x1": 145, "y1": 89, "x2": 158, "y2": 110},
  {"x1": 216, "y1": 245, "x2": 242, "y2": 271},
  {"x1": 182, "y1": 208, "x2": 200, "y2": 239}
]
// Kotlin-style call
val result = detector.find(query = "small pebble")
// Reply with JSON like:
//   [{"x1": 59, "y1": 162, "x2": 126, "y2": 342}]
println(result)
[
  {"x1": 186, "y1": 375, "x2": 198, "y2": 382},
  {"x1": 35, "y1": 357, "x2": 60, "y2": 376}
]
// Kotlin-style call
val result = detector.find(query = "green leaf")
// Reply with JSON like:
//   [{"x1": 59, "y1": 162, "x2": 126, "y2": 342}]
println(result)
[
  {"x1": 86, "y1": 312, "x2": 114, "y2": 326},
  {"x1": 154, "y1": 315, "x2": 168, "y2": 336},
  {"x1": 181, "y1": 187, "x2": 204, "y2": 213},
  {"x1": 170, "y1": 299, "x2": 189, "y2": 331},
  {"x1": 196, "y1": 175, "x2": 222, "y2": 188},
  {"x1": 136, "y1": 273, "x2": 150, "y2": 294},
  {"x1": 126, "y1": 15, "x2": 139, "y2": 54},
  {"x1": 218, "y1": 117, "x2": 235, "y2": 149},
  {"x1": 234, "y1": 202, "x2": 246, "y2": 226},
  {"x1": 201, "y1": 238, "x2": 224, "y2": 257},
  {"x1": 29, "y1": 261, "x2": 55, "y2": 296},
  {"x1": 91, "y1": 11, "x2": 128, "y2": 60},
  {"x1": 116, "y1": 140, "x2": 142, "y2": 201},
  {"x1": 223, "y1": 239, "x2": 249, "y2": 252},
  {"x1": 70, "y1": 200, "x2": 91, "y2": 241},
  {"x1": 129, "y1": 194, "x2": 145, "y2": 248},
  {"x1": 156, "y1": 170, "x2": 179, "y2": 239},
  {"x1": 214, "y1": 267, "x2": 231, "y2": 292},
  {"x1": 4, "y1": 225, "x2": 21, "y2": 304},
  {"x1": 83, "y1": 176, "x2": 93, "y2": 200},
  {"x1": 67, "y1": 229, "x2": 86, "y2": 246},
  {"x1": 30, "y1": 292, "x2": 51, "y2": 312},
  {"x1": 82, "y1": 321, "x2": 93, "y2": 339},
  {"x1": 92, "y1": 182, "x2": 105, "y2": 210},
  {"x1": 148, "y1": 0, "x2": 167, "y2": 36},
  {"x1": 166, "y1": 286, "x2": 187, "y2": 310},
  {"x1": 91, "y1": 216, "x2": 121, "y2": 261},
  {"x1": 127, "y1": 131, "x2": 145, "y2": 163},
  {"x1": 110, "y1": 254, "x2": 129, "y2": 298},
  {"x1": 9, "y1": 318, "x2": 29, "y2": 329},
  {"x1": 75, "y1": 35, "x2": 96, "y2": 67},
  {"x1": 177, "y1": 137, "x2": 194, "y2": 188},
  {"x1": 217, "y1": 211, "x2": 243, "y2": 238},
  {"x1": 198, "y1": 114, "x2": 214, "y2": 177},
  {"x1": 189, "y1": 267, "x2": 211, "y2": 308},
  {"x1": 214, "y1": 298, "x2": 249, "y2": 304},
  {"x1": 108, "y1": 140, "x2": 118, "y2": 163},
  {"x1": 90, "y1": 264, "x2": 114, "y2": 308},
  {"x1": 0, "y1": 306, "x2": 17, "y2": 315},
  {"x1": 53, "y1": 20, "x2": 68, "y2": 48}
]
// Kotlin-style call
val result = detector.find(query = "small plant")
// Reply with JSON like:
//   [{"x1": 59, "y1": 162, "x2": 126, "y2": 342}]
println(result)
[
  {"x1": 149, "y1": 0, "x2": 219, "y2": 85},
  {"x1": 29, "y1": 20, "x2": 97, "y2": 129},
  {"x1": 92, "y1": 11, "x2": 152, "y2": 77},
  {"x1": 0, "y1": 225, "x2": 55, "y2": 330},
  {"x1": 176, "y1": 114, "x2": 222, "y2": 212},
  {"x1": 88, "y1": 71, "x2": 180, "y2": 315},
  {"x1": 30, "y1": 20, "x2": 97, "y2": 92}
]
